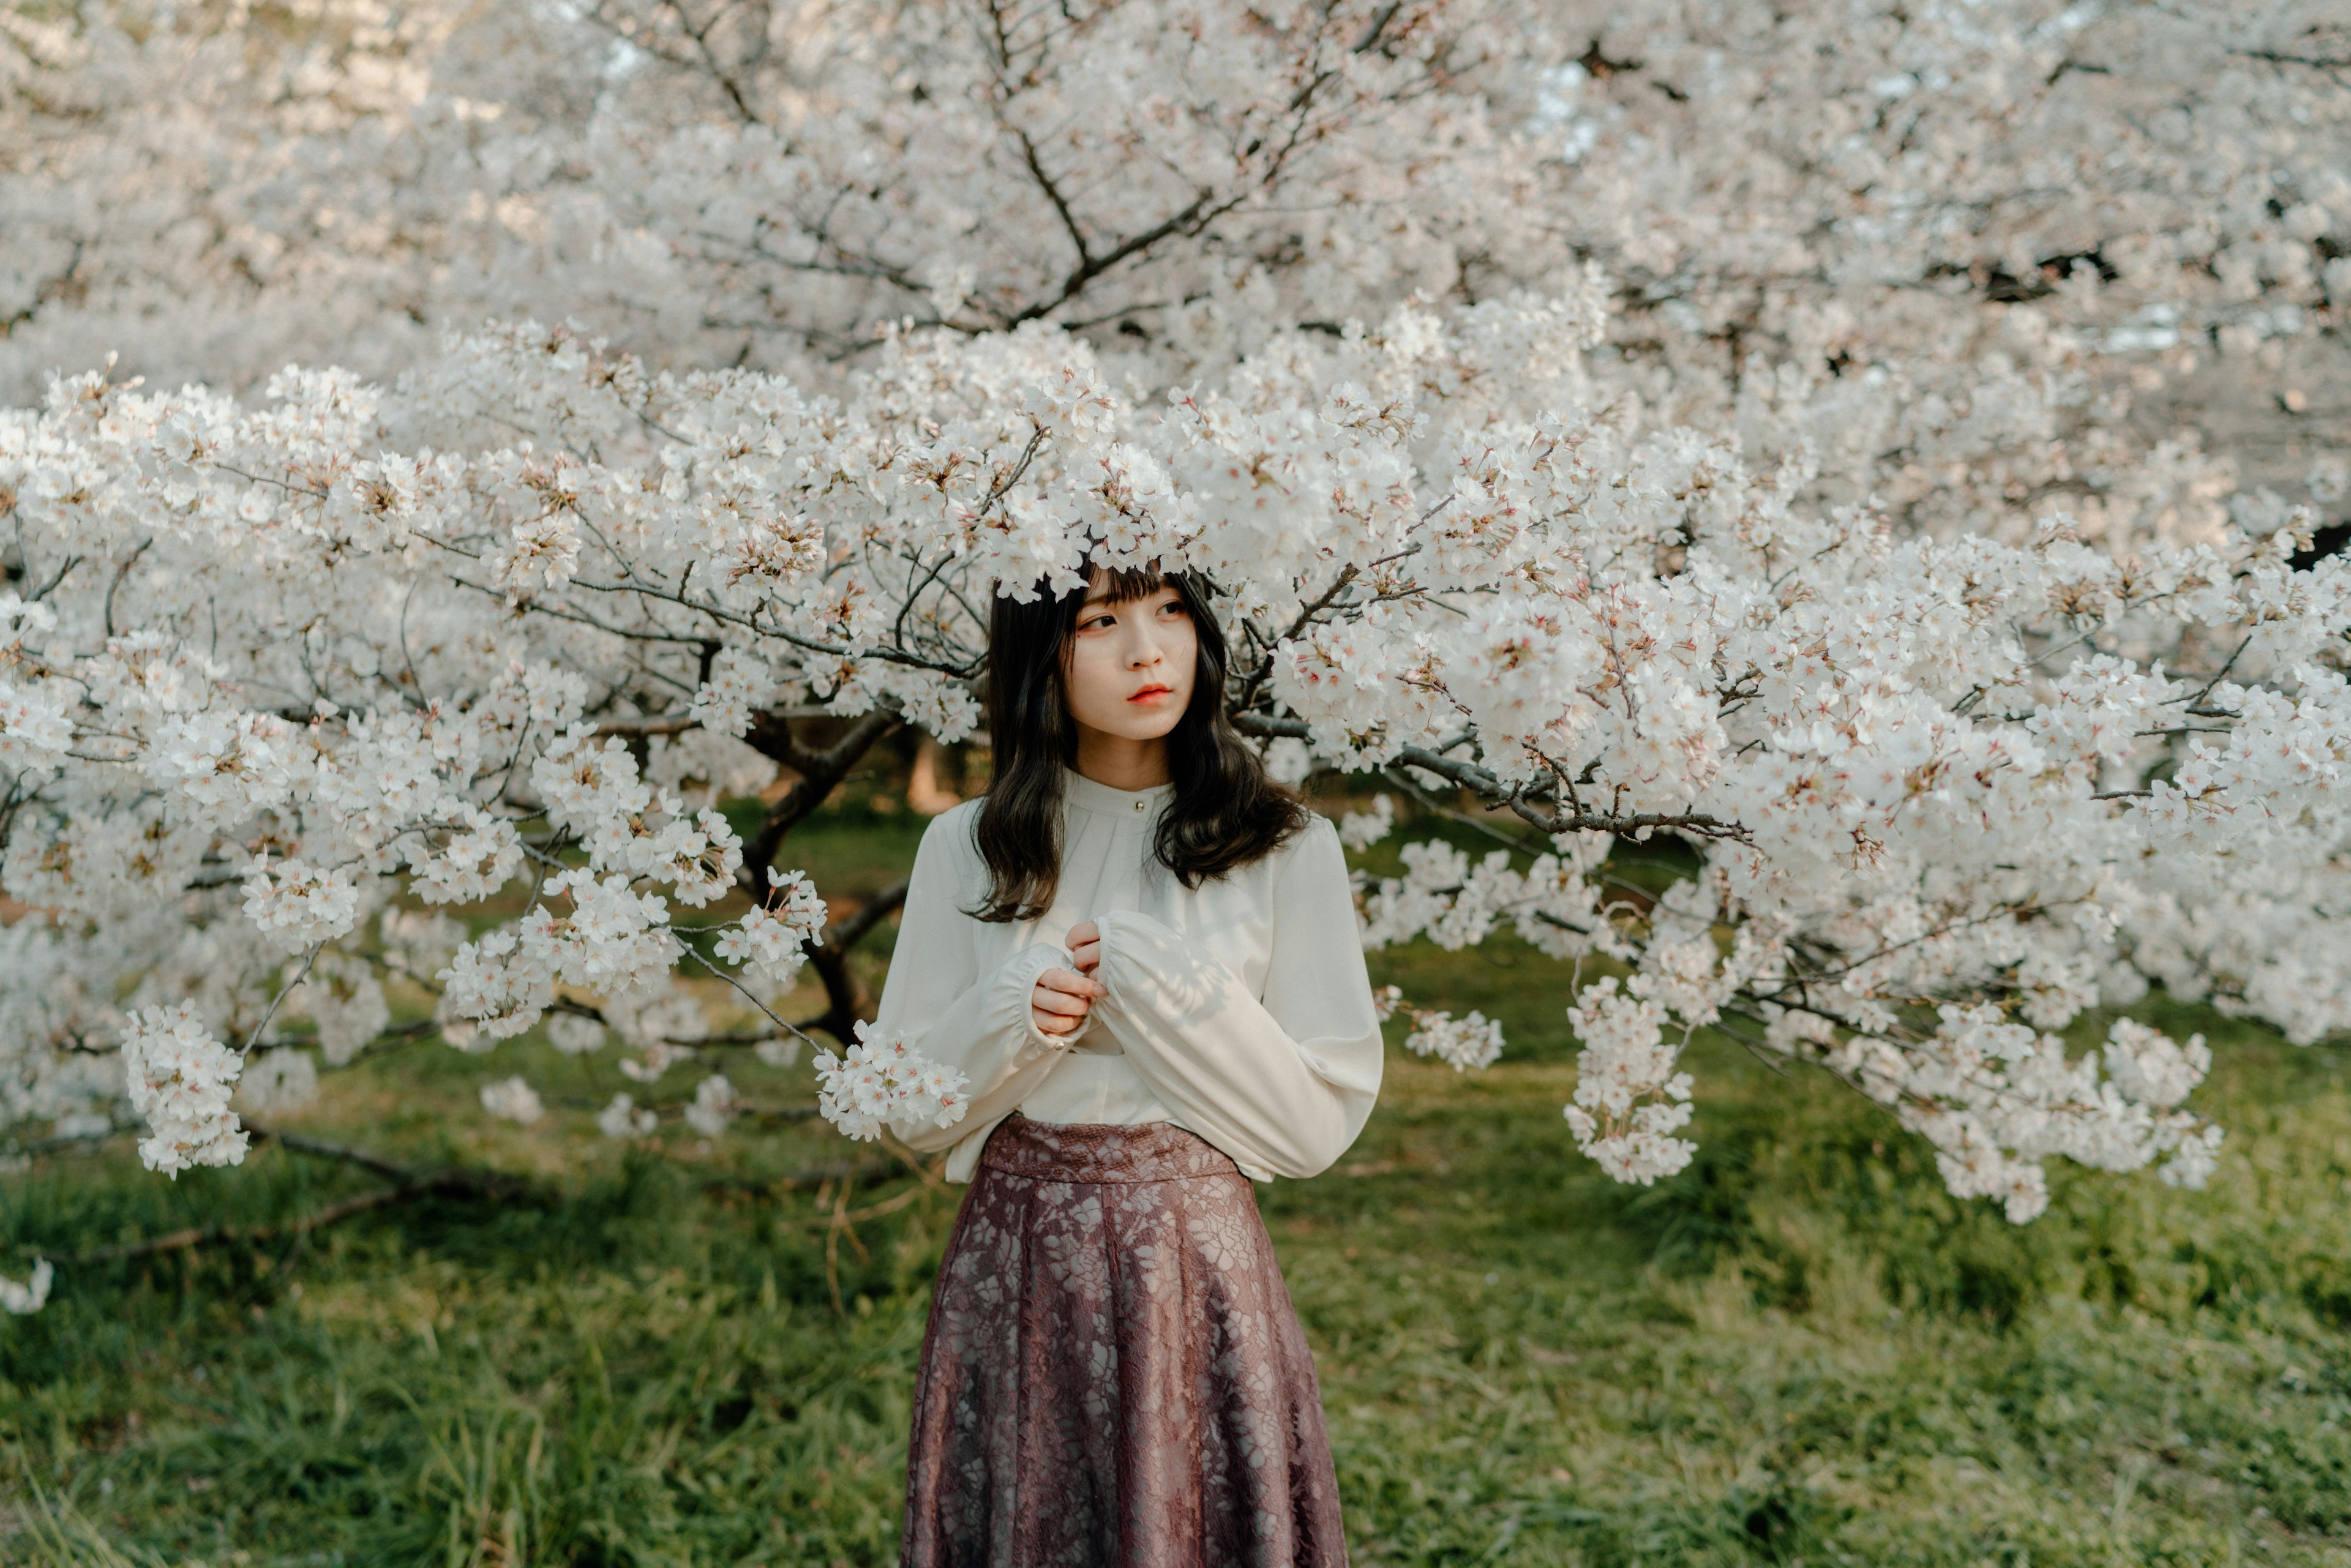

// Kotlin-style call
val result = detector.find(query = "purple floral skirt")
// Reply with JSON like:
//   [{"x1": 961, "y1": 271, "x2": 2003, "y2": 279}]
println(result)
[{"x1": 901, "y1": 1114, "x2": 1349, "y2": 1567}]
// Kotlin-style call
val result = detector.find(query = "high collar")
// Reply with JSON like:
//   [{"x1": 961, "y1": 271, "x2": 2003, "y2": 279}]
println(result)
[{"x1": 1062, "y1": 767, "x2": 1176, "y2": 820}]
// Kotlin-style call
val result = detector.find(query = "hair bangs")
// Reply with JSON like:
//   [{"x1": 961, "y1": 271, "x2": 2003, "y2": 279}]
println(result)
[{"x1": 1087, "y1": 565, "x2": 1168, "y2": 606}]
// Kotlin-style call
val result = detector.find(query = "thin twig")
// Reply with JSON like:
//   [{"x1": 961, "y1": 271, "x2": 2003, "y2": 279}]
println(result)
[{"x1": 239, "y1": 943, "x2": 326, "y2": 1057}]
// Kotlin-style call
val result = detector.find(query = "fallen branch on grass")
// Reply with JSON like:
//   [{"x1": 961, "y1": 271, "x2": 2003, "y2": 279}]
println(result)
[
  {"x1": 69, "y1": 1127, "x2": 546, "y2": 1266},
  {"x1": 698, "y1": 1159, "x2": 901, "y2": 1197},
  {"x1": 53, "y1": 1123, "x2": 948, "y2": 1285}
]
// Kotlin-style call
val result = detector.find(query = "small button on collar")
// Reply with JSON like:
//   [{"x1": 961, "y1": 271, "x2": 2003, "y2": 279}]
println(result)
[{"x1": 1133, "y1": 800, "x2": 1146, "y2": 812}]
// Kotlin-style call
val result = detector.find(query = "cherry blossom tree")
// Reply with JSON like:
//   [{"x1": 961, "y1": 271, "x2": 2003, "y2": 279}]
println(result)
[
  {"x1": 3, "y1": 296, "x2": 2333, "y2": 1201},
  {"x1": 7, "y1": 0, "x2": 2344, "y2": 536},
  {"x1": 2, "y1": 0, "x2": 2349, "y2": 1311}
]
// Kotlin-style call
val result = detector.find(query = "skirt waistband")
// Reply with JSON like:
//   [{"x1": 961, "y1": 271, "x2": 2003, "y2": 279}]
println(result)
[{"x1": 978, "y1": 1114, "x2": 1240, "y2": 1185}]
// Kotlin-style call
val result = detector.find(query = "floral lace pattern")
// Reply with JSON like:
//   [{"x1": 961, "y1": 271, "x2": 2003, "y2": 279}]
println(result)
[{"x1": 902, "y1": 1115, "x2": 1348, "y2": 1567}]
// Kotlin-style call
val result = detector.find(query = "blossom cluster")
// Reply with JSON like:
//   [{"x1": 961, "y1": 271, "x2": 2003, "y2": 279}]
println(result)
[
  {"x1": 120, "y1": 1003, "x2": 247, "y2": 1177},
  {"x1": 713, "y1": 872, "x2": 830, "y2": 990},
  {"x1": 1821, "y1": 1008, "x2": 2223, "y2": 1223},
  {"x1": 1561, "y1": 978, "x2": 1698, "y2": 1187},
  {"x1": 1373, "y1": 986, "x2": 1507, "y2": 1074},
  {"x1": 1402, "y1": 1012, "x2": 1508, "y2": 1075},
  {"x1": 479, "y1": 1076, "x2": 544, "y2": 1125},
  {"x1": 812, "y1": 1025, "x2": 972, "y2": 1143}
]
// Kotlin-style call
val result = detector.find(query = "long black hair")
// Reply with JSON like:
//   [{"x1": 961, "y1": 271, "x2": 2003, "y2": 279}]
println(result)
[{"x1": 971, "y1": 565, "x2": 1307, "y2": 922}]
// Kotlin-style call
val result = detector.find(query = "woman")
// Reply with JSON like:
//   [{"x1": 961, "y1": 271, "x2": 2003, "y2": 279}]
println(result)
[{"x1": 880, "y1": 565, "x2": 1384, "y2": 1567}]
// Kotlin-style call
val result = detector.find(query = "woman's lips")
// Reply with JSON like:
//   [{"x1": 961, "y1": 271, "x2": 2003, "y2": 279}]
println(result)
[{"x1": 1127, "y1": 685, "x2": 1174, "y2": 703}]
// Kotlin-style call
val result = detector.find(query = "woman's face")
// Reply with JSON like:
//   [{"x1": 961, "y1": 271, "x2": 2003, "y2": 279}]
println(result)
[{"x1": 1060, "y1": 577, "x2": 1198, "y2": 745}]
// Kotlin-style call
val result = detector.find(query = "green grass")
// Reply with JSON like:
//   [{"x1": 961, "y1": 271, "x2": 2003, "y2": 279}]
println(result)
[{"x1": 4, "y1": 824, "x2": 2350, "y2": 1563}]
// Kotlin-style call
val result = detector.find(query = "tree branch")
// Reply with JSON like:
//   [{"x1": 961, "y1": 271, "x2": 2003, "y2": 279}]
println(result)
[
  {"x1": 1007, "y1": 190, "x2": 1239, "y2": 326},
  {"x1": 801, "y1": 877, "x2": 913, "y2": 1043},
  {"x1": 1233, "y1": 713, "x2": 1749, "y2": 842},
  {"x1": 739, "y1": 710, "x2": 903, "y2": 901}
]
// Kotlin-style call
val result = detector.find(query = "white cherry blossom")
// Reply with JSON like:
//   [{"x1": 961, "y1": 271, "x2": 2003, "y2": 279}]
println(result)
[
  {"x1": 479, "y1": 1076, "x2": 546, "y2": 1125},
  {"x1": 0, "y1": 1260, "x2": 54, "y2": 1315},
  {"x1": 595, "y1": 1092, "x2": 658, "y2": 1139}
]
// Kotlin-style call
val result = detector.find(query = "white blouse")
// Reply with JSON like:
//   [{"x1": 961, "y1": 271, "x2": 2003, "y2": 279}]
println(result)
[{"x1": 875, "y1": 769, "x2": 1385, "y2": 1183}]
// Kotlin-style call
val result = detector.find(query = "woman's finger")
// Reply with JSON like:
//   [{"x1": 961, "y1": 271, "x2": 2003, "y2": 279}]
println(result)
[
  {"x1": 1033, "y1": 988, "x2": 1090, "y2": 1019},
  {"x1": 1039, "y1": 967, "x2": 1106, "y2": 997}
]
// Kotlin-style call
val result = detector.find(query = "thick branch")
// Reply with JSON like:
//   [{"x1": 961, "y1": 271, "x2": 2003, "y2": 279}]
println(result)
[
  {"x1": 740, "y1": 710, "x2": 902, "y2": 901},
  {"x1": 801, "y1": 876, "x2": 913, "y2": 1043},
  {"x1": 1234, "y1": 713, "x2": 1747, "y2": 842},
  {"x1": 828, "y1": 875, "x2": 913, "y2": 956}
]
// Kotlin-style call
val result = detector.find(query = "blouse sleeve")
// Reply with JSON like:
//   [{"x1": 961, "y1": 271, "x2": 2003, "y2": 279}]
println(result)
[
  {"x1": 1089, "y1": 816, "x2": 1383, "y2": 1179},
  {"x1": 876, "y1": 809, "x2": 1079, "y2": 1152}
]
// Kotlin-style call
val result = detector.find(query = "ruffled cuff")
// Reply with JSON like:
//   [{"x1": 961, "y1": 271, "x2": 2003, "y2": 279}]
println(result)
[{"x1": 1002, "y1": 940, "x2": 1088, "y2": 1059}]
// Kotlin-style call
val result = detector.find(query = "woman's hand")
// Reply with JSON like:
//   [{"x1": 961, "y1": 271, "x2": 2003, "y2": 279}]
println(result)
[
  {"x1": 1067, "y1": 920, "x2": 1103, "y2": 977},
  {"x1": 1030, "y1": 964, "x2": 1105, "y2": 1038}
]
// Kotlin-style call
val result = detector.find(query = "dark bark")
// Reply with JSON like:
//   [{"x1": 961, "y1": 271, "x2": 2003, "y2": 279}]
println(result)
[
  {"x1": 801, "y1": 876, "x2": 913, "y2": 1043},
  {"x1": 740, "y1": 709, "x2": 903, "y2": 902},
  {"x1": 729, "y1": 707, "x2": 924, "y2": 1041}
]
